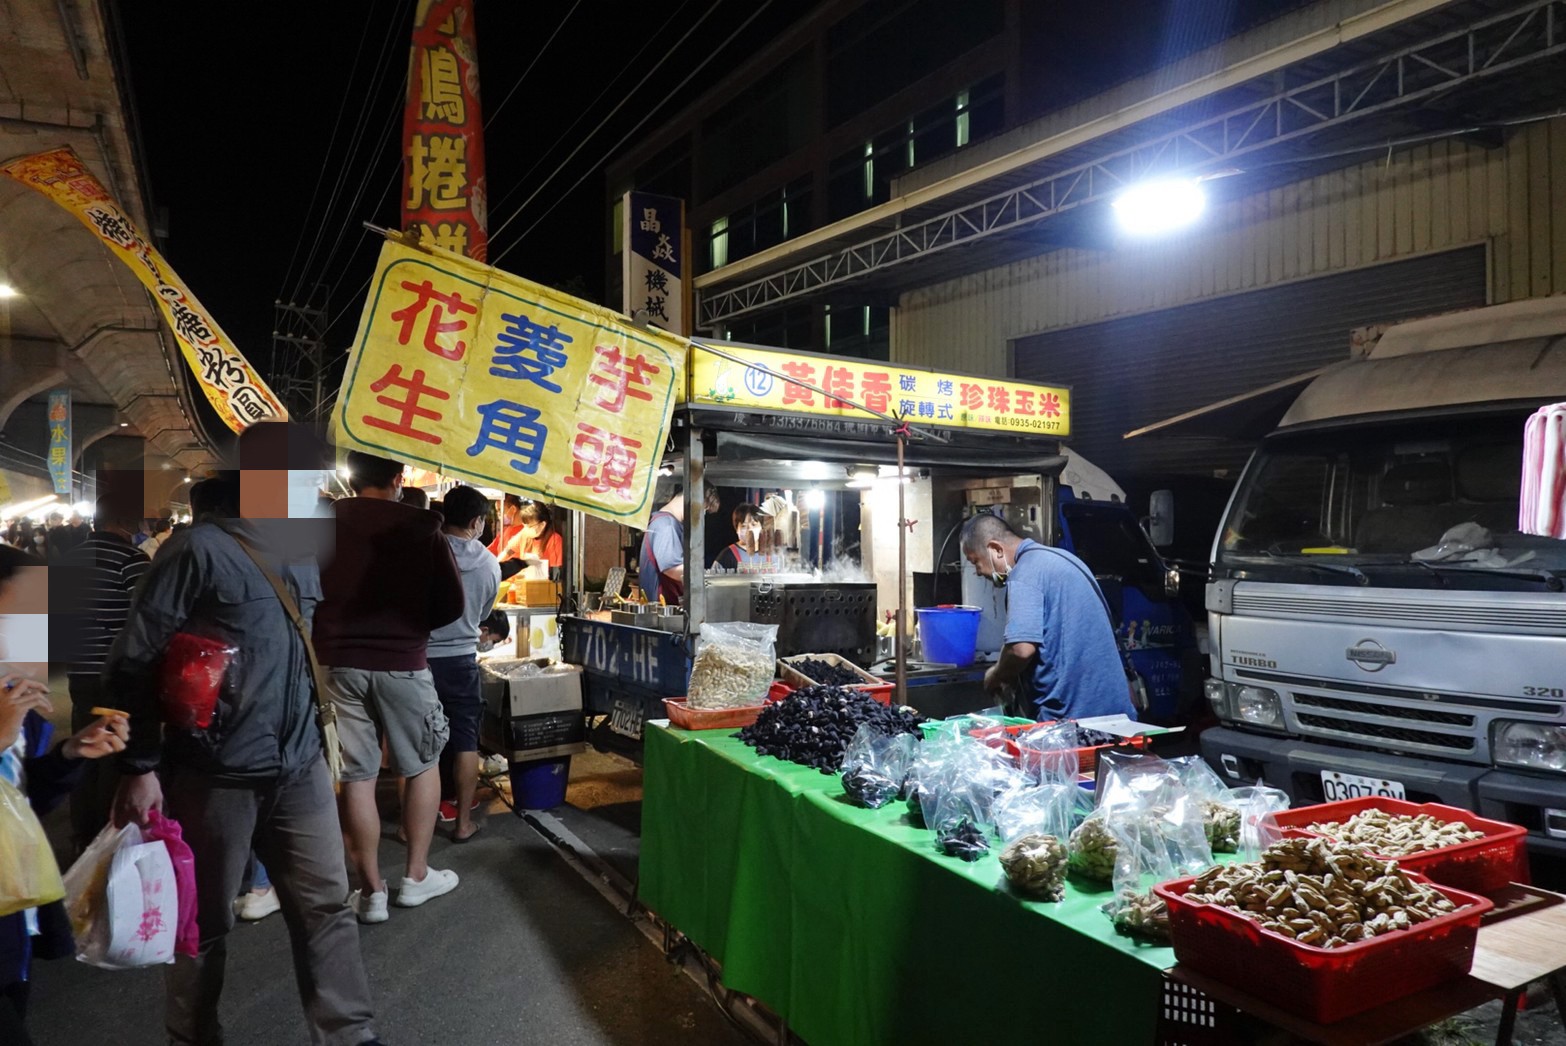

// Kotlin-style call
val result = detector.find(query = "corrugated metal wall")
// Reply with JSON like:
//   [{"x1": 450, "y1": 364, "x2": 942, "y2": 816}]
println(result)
[
  {"x1": 1010, "y1": 246, "x2": 1487, "y2": 479},
  {"x1": 895, "y1": 117, "x2": 1566, "y2": 377}
]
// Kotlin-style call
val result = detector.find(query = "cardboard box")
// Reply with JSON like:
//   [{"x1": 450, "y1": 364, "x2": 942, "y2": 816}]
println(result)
[
  {"x1": 479, "y1": 660, "x2": 586, "y2": 761},
  {"x1": 502, "y1": 579, "x2": 560, "y2": 606}
]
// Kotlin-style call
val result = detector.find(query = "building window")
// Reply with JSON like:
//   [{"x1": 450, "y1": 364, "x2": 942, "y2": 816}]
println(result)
[
  {"x1": 709, "y1": 216, "x2": 729, "y2": 270},
  {"x1": 705, "y1": 176, "x2": 814, "y2": 272},
  {"x1": 827, "y1": 74, "x2": 1004, "y2": 222},
  {"x1": 823, "y1": 304, "x2": 890, "y2": 361}
]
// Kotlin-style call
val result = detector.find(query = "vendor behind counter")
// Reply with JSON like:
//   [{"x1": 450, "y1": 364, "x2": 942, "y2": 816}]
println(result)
[{"x1": 638, "y1": 485, "x2": 720, "y2": 605}]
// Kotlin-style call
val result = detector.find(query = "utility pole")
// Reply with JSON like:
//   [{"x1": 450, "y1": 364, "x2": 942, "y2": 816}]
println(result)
[{"x1": 269, "y1": 283, "x2": 331, "y2": 421}]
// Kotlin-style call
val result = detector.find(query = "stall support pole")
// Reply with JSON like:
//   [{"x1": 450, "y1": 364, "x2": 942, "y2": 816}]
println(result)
[
  {"x1": 895, "y1": 427, "x2": 908, "y2": 704},
  {"x1": 685, "y1": 427, "x2": 706, "y2": 637}
]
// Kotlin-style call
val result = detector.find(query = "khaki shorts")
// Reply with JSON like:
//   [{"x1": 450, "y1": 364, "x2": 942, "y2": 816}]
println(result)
[{"x1": 325, "y1": 666, "x2": 450, "y2": 782}]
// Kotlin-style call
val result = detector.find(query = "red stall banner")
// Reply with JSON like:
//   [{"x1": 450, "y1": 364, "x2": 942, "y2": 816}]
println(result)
[{"x1": 403, "y1": 0, "x2": 487, "y2": 261}]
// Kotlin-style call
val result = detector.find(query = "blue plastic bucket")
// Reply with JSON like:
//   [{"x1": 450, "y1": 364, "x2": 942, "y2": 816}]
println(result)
[
  {"x1": 915, "y1": 605, "x2": 983, "y2": 667},
  {"x1": 511, "y1": 756, "x2": 571, "y2": 809}
]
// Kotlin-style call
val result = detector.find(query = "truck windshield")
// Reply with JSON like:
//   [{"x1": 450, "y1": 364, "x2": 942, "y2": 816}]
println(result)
[{"x1": 1218, "y1": 414, "x2": 1566, "y2": 589}]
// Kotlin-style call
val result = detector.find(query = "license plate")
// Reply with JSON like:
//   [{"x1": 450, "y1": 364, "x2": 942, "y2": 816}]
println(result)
[
  {"x1": 608, "y1": 698, "x2": 644, "y2": 741},
  {"x1": 1320, "y1": 770, "x2": 1405, "y2": 802}
]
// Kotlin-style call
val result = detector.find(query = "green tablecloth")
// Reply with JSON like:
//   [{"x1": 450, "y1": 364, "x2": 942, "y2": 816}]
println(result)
[{"x1": 641, "y1": 723, "x2": 1175, "y2": 1046}]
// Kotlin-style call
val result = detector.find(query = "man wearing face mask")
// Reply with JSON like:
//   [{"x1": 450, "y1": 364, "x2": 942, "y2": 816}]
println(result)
[{"x1": 961, "y1": 512, "x2": 1136, "y2": 723}]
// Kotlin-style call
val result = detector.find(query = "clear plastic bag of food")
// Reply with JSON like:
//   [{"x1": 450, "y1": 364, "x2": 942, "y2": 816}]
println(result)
[
  {"x1": 930, "y1": 779, "x2": 993, "y2": 861},
  {"x1": 994, "y1": 780, "x2": 1078, "y2": 845},
  {"x1": 1000, "y1": 833, "x2": 1070, "y2": 901},
  {"x1": 687, "y1": 621, "x2": 778, "y2": 709},
  {"x1": 1231, "y1": 783, "x2": 1291, "y2": 862},
  {"x1": 1012, "y1": 720, "x2": 1080, "y2": 787},
  {"x1": 1103, "y1": 794, "x2": 1214, "y2": 941},
  {"x1": 840, "y1": 724, "x2": 917, "y2": 809},
  {"x1": 1095, "y1": 749, "x2": 1176, "y2": 813},
  {"x1": 1170, "y1": 755, "x2": 1244, "y2": 853}
]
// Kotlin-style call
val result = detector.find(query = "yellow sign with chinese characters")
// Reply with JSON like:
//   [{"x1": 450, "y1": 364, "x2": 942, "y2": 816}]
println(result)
[
  {"x1": 335, "y1": 238, "x2": 687, "y2": 527},
  {"x1": 688, "y1": 345, "x2": 1071, "y2": 437},
  {"x1": 0, "y1": 148, "x2": 287, "y2": 433}
]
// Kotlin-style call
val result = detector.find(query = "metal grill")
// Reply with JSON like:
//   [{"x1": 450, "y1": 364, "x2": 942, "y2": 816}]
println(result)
[
  {"x1": 1295, "y1": 713, "x2": 1475, "y2": 751},
  {"x1": 1291, "y1": 693, "x2": 1475, "y2": 727},
  {"x1": 750, "y1": 582, "x2": 878, "y2": 666}
]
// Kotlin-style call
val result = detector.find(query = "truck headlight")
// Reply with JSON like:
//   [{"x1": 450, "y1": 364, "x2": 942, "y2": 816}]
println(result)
[
  {"x1": 1237, "y1": 686, "x2": 1282, "y2": 727},
  {"x1": 1494, "y1": 721, "x2": 1566, "y2": 773}
]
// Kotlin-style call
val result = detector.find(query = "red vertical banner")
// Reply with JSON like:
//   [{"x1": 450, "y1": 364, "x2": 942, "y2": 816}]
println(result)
[{"x1": 403, "y1": 0, "x2": 487, "y2": 260}]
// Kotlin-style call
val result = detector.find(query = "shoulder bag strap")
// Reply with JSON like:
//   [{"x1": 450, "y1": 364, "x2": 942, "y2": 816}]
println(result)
[{"x1": 221, "y1": 526, "x2": 344, "y2": 783}]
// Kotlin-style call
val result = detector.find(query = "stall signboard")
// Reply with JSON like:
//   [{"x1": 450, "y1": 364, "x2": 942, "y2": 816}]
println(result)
[
  {"x1": 688, "y1": 344, "x2": 1070, "y2": 437},
  {"x1": 335, "y1": 238, "x2": 687, "y2": 528},
  {"x1": 46, "y1": 391, "x2": 70, "y2": 497},
  {"x1": 0, "y1": 148, "x2": 287, "y2": 433},
  {"x1": 402, "y1": 0, "x2": 487, "y2": 259},
  {"x1": 621, "y1": 191, "x2": 685, "y2": 334}
]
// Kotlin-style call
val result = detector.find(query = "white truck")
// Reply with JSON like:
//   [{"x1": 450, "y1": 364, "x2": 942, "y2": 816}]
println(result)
[{"x1": 1199, "y1": 297, "x2": 1566, "y2": 877}]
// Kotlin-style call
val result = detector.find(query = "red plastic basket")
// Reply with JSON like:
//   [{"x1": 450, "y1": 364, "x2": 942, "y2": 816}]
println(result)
[
  {"x1": 1274, "y1": 797, "x2": 1529, "y2": 893},
  {"x1": 662, "y1": 698, "x2": 767, "y2": 731},
  {"x1": 969, "y1": 722, "x2": 1151, "y2": 775},
  {"x1": 775, "y1": 654, "x2": 894, "y2": 705},
  {"x1": 767, "y1": 677, "x2": 893, "y2": 706},
  {"x1": 1155, "y1": 872, "x2": 1491, "y2": 1024}
]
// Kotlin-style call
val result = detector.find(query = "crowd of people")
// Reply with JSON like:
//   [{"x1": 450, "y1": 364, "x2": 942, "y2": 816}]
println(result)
[
  {"x1": 0, "y1": 422, "x2": 565, "y2": 1046},
  {"x1": 1, "y1": 511, "x2": 179, "y2": 561}
]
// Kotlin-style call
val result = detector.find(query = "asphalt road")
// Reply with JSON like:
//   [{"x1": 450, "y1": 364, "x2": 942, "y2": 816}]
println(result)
[{"x1": 24, "y1": 790, "x2": 750, "y2": 1046}]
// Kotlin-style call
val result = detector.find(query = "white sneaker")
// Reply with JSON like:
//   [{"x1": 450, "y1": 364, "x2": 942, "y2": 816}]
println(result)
[
  {"x1": 235, "y1": 887, "x2": 281, "y2": 921},
  {"x1": 394, "y1": 867, "x2": 459, "y2": 908},
  {"x1": 348, "y1": 888, "x2": 389, "y2": 924}
]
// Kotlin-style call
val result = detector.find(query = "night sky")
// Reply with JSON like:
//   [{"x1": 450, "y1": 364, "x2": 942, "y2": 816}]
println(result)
[{"x1": 119, "y1": 1, "x2": 813, "y2": 390}]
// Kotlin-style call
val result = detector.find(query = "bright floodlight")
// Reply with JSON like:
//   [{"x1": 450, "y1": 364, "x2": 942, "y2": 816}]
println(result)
[
  {"x1": 1113, "y1": 178, "x2": 1206, "y2": 235},
  {"x1": 803, "y1": 488, "x2": 826, "y2": 511},
  {"x1": 0, "y1": 283, "x2": 18, "y2": 298}
]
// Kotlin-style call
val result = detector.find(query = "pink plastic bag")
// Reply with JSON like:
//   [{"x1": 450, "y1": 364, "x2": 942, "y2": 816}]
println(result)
[{"x1": 142, "y1": 810, "x2": 199, "y2": 958}]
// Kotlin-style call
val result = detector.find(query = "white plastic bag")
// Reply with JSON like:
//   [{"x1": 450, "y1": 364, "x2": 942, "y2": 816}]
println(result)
[{"x1": 62, "y1": 822, "x2": 179, "y2": 969}]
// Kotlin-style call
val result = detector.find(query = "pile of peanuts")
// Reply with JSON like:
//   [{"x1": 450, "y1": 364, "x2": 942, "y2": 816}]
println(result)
[
  {"x1": 1183, "y1": 838, "x2": 1464, "y2": 948},
  {"x1": 1306, "y1": 809, "x2": 1483, "y2": 857}
]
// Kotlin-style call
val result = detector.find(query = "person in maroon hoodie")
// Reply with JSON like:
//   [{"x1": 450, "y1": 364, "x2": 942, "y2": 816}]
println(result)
[{"x1": 313, "y1": 451, "x2": 465, "y2": 924}]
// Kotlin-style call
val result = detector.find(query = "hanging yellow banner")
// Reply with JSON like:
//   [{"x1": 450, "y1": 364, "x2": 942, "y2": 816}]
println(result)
[
  {"x1": 0, "y1": 148, "x2": 286, "y2": 432},
  {"x1": 335, "y1": 238, "x2": 687, "y2": 527}
]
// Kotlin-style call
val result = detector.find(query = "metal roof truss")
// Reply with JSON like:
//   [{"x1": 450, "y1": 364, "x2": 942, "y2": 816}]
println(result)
[{"x1": 698, "y1": 0, "x2": 1566, "y2": 327}]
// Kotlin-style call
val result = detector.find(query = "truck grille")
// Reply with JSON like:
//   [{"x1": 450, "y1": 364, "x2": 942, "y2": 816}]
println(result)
[
  {"x1": 1294, "y1": 713, "x2": 1475, "y2": 752},
  {"x1": 1291, "y1": 693, "x2": 1475, "y2": 727},
  {"x1": 1231, "y1": 590, "x2": 1566, "y2": 632}
]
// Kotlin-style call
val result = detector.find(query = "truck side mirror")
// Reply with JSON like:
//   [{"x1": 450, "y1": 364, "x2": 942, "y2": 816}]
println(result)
[{"x1": 1147, "y1": 489, "x2": 1175, "y2": 548}]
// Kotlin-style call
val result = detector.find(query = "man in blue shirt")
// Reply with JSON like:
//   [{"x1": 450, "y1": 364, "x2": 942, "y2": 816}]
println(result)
[
  {"x1": 961, "y1": 513, "x2": 1136, "y2": 722},
  {"x1": 636, "y1": 485, "x2": 720, "y2": 605}
]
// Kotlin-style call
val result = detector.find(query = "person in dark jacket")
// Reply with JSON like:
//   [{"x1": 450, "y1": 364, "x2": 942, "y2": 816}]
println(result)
[
  {"x1": 0, "y1": 665, "x2": 127, "y2": 1046},
  {"x1": 108, "y1": 427, "x2": 381, "y2": 1046},
  {"x1": 313, "y1": 451, "x2": 464, "y2": 924}
]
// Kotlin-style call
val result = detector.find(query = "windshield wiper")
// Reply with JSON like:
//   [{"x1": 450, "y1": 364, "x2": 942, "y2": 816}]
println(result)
[
  {"x1": 1233, "y1": 552, "x2": 1368, "y2": 585},
  {"x1": 1413, "y1": 561, "x2": 1565, "y2": 591}
]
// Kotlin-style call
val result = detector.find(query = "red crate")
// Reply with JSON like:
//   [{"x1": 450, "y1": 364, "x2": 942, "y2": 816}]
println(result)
[
  {"x1": 1154, "y1": 873, "x2": 1491, "y2": 1024},
  {"x1": 766, "y1": 678, "x2": 894, "y2": 705},
  {"x1": 1274, "y1": 797, "x2": 1529, "y2": 893},
  {"x1": 662, "y1": 698, "x2": 766, "y2": 731},
  {"x1": 969, "y1": 722, "x2": 1151, "y2": 775}
]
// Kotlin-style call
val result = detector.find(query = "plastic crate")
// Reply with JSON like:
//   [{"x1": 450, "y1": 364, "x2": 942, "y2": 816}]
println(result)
[
  {"x1": 1274, "y1": 797, "x2": 1529, "y2": 893},
  {"x1": 1154, "y1": 873, "x2": 1491, "y2": 1024},
  {"x1": 775, "y1": 654, "x2": 895, "y2": 705},
  {"x1": 969, "y1": 722, "x2": 1151, "y2": 775},
  {"x1": 662, "y1": 698, "x2": 767, "y2": 731}
]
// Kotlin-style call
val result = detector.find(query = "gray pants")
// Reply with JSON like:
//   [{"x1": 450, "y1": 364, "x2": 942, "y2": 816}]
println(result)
[{"x1": 162, "y1": 759, "x2": 376, "y2": 1046}]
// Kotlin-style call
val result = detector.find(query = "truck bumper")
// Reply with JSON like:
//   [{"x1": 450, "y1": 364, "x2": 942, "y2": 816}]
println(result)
[{"x1": 1200, "y1": 726, "x2": 1566, "y2": 879}]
